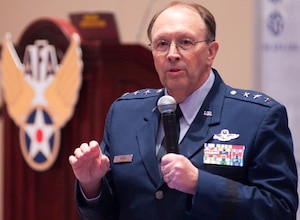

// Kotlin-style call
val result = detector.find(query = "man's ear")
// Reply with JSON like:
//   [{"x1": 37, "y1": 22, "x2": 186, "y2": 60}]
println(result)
[{"x1": 207, "y1": 41, "x2": 219, "y2": 63}]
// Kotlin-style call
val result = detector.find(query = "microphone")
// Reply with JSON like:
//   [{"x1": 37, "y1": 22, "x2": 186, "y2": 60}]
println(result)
[{"x1": 157, "y1": 95, "x2": 179, "y2": 154}]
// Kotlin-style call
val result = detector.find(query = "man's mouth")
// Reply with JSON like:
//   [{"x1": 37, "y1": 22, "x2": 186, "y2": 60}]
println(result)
[{"x1": 170, "y1": 68, "x2": 180, "y2": 72}]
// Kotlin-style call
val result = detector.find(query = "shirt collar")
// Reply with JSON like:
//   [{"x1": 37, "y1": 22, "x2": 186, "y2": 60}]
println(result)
[{"x1": 177, "y1": 70, "x2": 215, "y2": 125}]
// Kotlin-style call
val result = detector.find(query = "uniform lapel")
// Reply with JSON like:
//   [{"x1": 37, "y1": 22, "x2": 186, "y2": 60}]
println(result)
[{"x1": 136, "y1": 96, "x2": 163, "y2": 185}]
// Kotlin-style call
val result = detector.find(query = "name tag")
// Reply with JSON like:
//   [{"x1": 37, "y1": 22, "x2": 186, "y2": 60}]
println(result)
[
  {"x1": 113, "y1": 154, "x2": 133, "y2": 163},
  {"x1": 203, "y1": 143, "x2": 245, "y2": 167}
]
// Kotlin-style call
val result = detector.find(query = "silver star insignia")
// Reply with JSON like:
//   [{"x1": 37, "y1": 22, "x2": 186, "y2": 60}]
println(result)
[
  {"x1": 253, "y1": 94, "x2": 262, "y2": 99},
  {"x1": 265, "y1": 97, "x2": 272, "y2": 102},
  {"x1": 243, "y1": 92, "x2": 250, "y2": 97},
  {"x1": 143, "y1": 89, "x2": 151, "y2": 95}
]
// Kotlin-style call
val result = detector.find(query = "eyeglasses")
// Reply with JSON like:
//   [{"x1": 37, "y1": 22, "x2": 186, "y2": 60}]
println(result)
[{"x1": 148, "y1": 39, "x2": 210, "y2": 53}]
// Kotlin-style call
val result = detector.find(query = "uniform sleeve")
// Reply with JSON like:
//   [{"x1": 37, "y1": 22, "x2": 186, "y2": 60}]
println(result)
[{"x1": 188, "y1": 104, "x2": 298, "y2": 220}]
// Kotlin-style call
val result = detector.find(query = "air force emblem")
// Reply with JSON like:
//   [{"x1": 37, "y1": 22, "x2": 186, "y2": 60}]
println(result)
[{"x1": 1, "y1": 33, "x2": 83, "y2": 171}]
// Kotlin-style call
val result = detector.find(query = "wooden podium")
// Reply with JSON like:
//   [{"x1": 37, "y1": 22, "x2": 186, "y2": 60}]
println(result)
[{"x1": 2, "y1": 14, "x2": 161, "y2": 220}]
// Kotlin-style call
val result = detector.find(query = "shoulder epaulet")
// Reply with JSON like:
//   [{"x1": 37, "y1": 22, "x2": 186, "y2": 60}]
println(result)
[
  {"x1": 226, "y1": 87, "x2": 278, "y2": 107},
  {"x1": 118, "y1": 88, "x2": 163, "y2": 100}
]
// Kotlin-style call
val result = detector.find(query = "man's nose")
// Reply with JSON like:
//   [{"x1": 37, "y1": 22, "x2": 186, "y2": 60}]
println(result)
[{"x1": 167, "y1": 43, "x2": 180, "y2": 61}]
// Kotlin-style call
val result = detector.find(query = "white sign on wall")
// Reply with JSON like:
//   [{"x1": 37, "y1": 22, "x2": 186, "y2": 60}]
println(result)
[{"x1": 258, "y1": 0, "x2": 300, "y2": 217}]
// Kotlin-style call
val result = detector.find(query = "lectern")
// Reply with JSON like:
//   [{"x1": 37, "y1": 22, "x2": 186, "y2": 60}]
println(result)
[{"x1": 2, "y1": 13, "x2": 161, "y2": 220}]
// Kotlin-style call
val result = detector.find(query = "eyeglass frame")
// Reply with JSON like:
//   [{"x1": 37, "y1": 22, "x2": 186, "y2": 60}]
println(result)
[{"x1": 148, "y1": 39, "x2": 214, "y2": 53}]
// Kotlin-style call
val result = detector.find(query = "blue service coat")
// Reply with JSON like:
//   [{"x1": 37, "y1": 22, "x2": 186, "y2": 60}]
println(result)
[{"x1": 75, "y1": 69, "x2": 298, "y2": 220}]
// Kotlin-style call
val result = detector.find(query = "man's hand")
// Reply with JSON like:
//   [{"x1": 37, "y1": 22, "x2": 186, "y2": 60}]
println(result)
[
  {"x1": 161, "y1": 153, "x2": 198, "y2": 195},
  {"x1": 69, "y1": 140, "x2": 110, "y2": 198}
]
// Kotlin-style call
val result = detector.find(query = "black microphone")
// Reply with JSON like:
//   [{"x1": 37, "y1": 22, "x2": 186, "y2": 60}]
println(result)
[{"x1": 157, "y1": 95, "x2": 179, "y2": 154}]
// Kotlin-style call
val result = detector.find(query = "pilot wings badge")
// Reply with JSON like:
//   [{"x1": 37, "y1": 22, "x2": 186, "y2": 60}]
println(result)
[
  {"x1": 1, "y1": 33, "x2": 83, "y2": 171},
  {"x1": 213, "y1": 129, "x2": 239, "y2": 142}
]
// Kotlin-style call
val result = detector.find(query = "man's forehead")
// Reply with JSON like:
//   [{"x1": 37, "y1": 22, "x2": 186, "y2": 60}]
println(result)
[
  {"x1": 156, "y1": 5, "x2": 202, "y2": 22},
  {"x1": 152, "y1": 6, "x2": 206, "y2": 38}
]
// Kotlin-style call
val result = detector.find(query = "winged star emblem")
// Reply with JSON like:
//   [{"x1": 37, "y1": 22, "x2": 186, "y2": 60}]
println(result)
[{"x1": 1, "y1": 33, "x2": 83, "y2": 171}]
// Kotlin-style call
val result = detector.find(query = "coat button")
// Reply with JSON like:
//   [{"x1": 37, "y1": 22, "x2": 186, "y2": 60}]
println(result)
[
  {"x1": 155, "y1": 190, "x2": 164, "y2": 200},
  {"x1": 230, "y1": 90, "x2": 237, "y2": 95}
]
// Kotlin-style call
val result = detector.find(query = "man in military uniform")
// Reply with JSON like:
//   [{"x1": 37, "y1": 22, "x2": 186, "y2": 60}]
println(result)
[{"x1": 69, "y1": 1, "x2": 298, "y2": 219}]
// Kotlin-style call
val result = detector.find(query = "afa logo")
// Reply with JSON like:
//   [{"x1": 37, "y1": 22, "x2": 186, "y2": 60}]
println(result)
[{"x1": 1, "y1": 33, "x2": 83, "y2": 171}]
